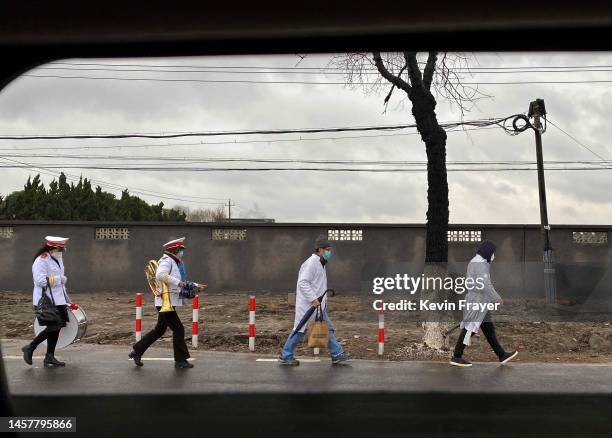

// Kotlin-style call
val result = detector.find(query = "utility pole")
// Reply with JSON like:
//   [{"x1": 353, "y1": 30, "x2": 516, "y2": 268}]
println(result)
[
  {"x1": 228, "y1": 199, "x2": 232, "y2": 221},
  {"x1": 528, "y1": 98, "x2": 556, "y2": 304}
]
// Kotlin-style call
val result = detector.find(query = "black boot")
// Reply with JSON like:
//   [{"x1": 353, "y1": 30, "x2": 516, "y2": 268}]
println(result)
[
  {"x1": 21, "y1": 345, "x2": 34, "y2": 365},
  {"x1": 129, "y1": 351, "x2": 144, "y2": 367},
  {"x1": 43, "y1": 354, "x2": 66, "y2": 367},
  {"x1": 175, "y1": 360, "x2": 194, "y2": 369}
]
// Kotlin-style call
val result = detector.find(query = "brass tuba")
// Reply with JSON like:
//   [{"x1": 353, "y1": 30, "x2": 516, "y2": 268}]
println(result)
[{"x1": 144, "y1": 260, "x2": 173, "y2": 313}]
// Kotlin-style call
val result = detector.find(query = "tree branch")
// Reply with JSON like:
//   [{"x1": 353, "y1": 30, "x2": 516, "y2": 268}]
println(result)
[
  {"x1": 423, "y1": 52, "x2": 438, "y2": 90},
  {"x1": 372, "y1": 52, "x2": 411, "y2": 93},
  {"x1": 404, "y1": 52, "x2": 423, "y2": 88},
  {"x1": 383, "y1": 63, "x2": 408, "y2": 111}
]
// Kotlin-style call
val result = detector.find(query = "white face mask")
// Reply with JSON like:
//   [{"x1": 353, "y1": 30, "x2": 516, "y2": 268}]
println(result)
[
  {"x1": 52, "y1": 251, "x2": 63, "y2": 260},
  {"x1": 491, "y1": 253, "x2": 495, "y2": 262}
]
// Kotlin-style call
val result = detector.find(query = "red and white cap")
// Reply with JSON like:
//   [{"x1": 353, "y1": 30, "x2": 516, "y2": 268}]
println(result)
[
  {"x1": 163, "y1": 237, "x2": 185, "y2": 250},
  {"x1": 45, "y1": 236, "x2": 69, "y2": 248}
]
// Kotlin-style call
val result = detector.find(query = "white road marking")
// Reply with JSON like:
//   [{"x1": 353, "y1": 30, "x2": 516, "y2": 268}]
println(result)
[
  {"x1": 256, "y1": 358, "x2": 321, "y2": 363},
  {"x1": 4, "y1": 355, "x2": 44, "y2": 360},
  {"x1": 3, "y1": 355, "x2": 195, "y2": 362},
  {"x1": 136, "y1": 358, "x2": 196, "y2": 361}
]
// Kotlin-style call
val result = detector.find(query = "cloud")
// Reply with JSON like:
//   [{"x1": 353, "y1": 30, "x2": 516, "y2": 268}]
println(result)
[
  {"x1": 0, "y1": 53, "x2": 610, "y2": 224},
  {"x1": 237, "y1": 202, "x2": 267, "y2": 219}
]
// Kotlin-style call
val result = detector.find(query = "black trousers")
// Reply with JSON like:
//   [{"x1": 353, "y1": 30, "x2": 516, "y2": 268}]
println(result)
[
  {"x1": 453, "y1": 314, "x2": 506, "y2": 359},
  {"x1": 30, "y1": 305, "x2": 69, "y2": 355},
  {"x1": 133, "y1": 307, "x2": 190, "y2": 362}
]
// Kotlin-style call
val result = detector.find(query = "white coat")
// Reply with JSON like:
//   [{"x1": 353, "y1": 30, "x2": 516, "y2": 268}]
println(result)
[
  {"x1": 460, "y1": 254, "x2": 502, "y2": 335},
  {"x1": 32, "y1": 252, "x2": 71, "y2": 306},
  {"x1": 155, "y1": 253, "x2": 184, "y2": 307},
  {"x1": 293, "y1": 254, "x2": 328, "y2": 332}
]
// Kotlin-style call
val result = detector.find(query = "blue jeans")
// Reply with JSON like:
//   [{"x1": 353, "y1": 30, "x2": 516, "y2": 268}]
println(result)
[{"x1": 280, "y1": 310, "x2": 344, "y2": 359}]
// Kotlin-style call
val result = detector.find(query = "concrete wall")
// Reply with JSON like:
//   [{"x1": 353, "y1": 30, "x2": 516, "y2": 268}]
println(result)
[{"x1": 0, "y1": 221, "x2": 610, "y2": 302}]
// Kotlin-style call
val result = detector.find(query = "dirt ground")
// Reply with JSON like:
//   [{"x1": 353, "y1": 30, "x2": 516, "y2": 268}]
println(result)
[{"x1": 1, "y1": 291, "x2": 611, "y2": 363}]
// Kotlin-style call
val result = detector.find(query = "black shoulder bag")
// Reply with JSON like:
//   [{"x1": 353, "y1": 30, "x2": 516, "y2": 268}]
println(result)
[{"x1": 36, "y1": 278, "x2": 62, "y2": 326}]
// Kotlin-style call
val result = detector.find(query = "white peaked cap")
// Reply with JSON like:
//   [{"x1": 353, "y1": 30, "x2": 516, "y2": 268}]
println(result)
[
  {"x1": 163, "y1": 237, "x2": 186, "y2": 249},
  {"x1": 45, "y1": 236, "x2": 69, "y2": 247}
]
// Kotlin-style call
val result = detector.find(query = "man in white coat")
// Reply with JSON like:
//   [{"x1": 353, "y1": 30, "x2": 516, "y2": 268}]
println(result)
[
  {"x1": 279, "y1": 235, "x2": 351, "y2": 366},
  {"x1": 130, "y1": 237, "x2": 204, "y2": 369}
]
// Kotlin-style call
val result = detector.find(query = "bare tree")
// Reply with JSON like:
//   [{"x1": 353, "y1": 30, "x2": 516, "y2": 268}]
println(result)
[
  {"x1": 332, "y1": 52, "x2": 485, "y2": 352},
  {"x1": 177, "y1": 205, "x2": 227, "y2": 222}
]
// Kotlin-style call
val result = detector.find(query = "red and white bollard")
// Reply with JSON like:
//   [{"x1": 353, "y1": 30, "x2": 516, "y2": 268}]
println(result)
[
  {"x1": 378, "y1": 302, "x2": 385, "y2": 357},
  {"x1": 192, "y1": 294, "x2": 199, "y2": 348},
  {"x1": 248, "y1": 295, "x2": 256, "y2": 351},
  {"x1": 135, "y1": 292, "x2": 142, "y2": 342}
]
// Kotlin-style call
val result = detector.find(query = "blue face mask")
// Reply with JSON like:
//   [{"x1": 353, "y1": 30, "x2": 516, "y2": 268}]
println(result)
[
  {"x1": 178, "y1": 249, "x2": 185, "y2": 258},
  {"x1": 323, "y1": 250, "x2": 332, "y2": 261}
]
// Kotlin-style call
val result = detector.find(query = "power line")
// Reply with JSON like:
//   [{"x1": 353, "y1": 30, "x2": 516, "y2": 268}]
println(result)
[
  {"x1": 21, "y1": 74, "x2": 612, "y2": 86},
  {"x1": 35, "y1": 66, "x2": 612, "y2": 75},
  {"x1": 0, "y1": 116, "x2": 519, "y2": 140},
  {"x1": 0, "y1": 156, "x2": 229, "y2": 205},
  {"x1": 2, "y1": 164, "x2": 611, "y2": 172},
  {"x1": 0, "y1": 127, "x2": 501, "y2": 151},
  {"x1": 546, "y1": 117, "x2": 610, "y2": 163},
  {"x1": 2, "y1": 154, "x2": 611, "y2": 166},
  {"x1": 48, "y1": 61, "x2": 612, "y2": 70}
]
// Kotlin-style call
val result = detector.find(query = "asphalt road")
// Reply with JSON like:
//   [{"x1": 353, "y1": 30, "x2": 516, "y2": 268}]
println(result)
[{"x1": 3, "y1": 338, "x2": 612, "y2": 395}]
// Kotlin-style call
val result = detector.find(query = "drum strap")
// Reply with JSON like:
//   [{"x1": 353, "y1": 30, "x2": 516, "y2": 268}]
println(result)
[{"x1": 166, "y1": 253, "x2": 187, "y2": 281}]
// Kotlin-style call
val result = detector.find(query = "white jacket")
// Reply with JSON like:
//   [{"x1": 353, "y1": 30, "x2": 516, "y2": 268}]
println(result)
[
  {"x1": 32, "y1": 253, "x2": 71, "y2": 306},
  {"x1": 155, "y1": 253, "x2": 184, "y2": 307},
  {"x1": 461, "y1": 254, "x2": 502, "y2": 333},
  {"x1": 293, "y1": 254, "x2": 328, "y2": 332}
]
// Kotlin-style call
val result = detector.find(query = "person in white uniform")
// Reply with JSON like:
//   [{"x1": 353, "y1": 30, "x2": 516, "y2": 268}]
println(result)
[
  {"x1": 22, "y1": 236, "x2": 77, "y2": 367},
  {"x1": 129, "y1": 237, "x2": 204, "y2": 369},
  {"x1": 279, "y1": 235, "x2": 351, "y2": 366}
]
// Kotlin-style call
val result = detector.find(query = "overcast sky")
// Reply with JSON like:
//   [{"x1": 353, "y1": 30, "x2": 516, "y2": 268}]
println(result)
[{"x1": 0, "y1": 52, "x2": 610, "y2": 224}]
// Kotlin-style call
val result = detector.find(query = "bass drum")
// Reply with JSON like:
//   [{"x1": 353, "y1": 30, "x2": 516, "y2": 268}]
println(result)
[{"x1": 33, "y1": 306, "x2": 88, "y2": 349}]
